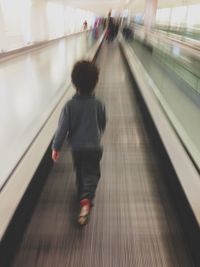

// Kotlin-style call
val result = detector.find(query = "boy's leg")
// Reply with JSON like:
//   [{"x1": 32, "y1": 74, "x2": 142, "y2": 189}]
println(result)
[
  {"x1": 80, "y1": 149, "x2": 103, "y2": 202},
  {"x1": 78, "y1": 149, "x2": 102, "y2": 225},
  {"x1": 72, "y1": 151, "x2": 82, "y2": 197}
]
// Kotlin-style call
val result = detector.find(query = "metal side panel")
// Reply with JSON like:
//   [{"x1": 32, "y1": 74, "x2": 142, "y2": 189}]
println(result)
[{"x1": 119, "y1": 37, "x2": 200, "y2": 227}]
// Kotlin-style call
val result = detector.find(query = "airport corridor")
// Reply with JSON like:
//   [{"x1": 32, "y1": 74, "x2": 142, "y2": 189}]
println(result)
[{"x1": 11, "y1": 42, "x2": 194, "y2": 267}]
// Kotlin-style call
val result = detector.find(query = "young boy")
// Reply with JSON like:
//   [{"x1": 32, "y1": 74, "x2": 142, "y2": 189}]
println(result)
[{"x1": 52, "y1": 60, "x2": 106, "y2": 225}]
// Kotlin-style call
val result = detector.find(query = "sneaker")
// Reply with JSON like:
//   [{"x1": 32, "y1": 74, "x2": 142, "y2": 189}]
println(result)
[{"x1": 78, "y1": 199, "x2": 91, "y2": 225}]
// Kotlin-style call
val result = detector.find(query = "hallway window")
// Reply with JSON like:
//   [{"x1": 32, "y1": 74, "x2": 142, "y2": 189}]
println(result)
[
  {"x1": 46, "y1": 2, "x2": 65, "y2": 39},
  {"x1": 0, "y1": 0, "x2": 31, "y2": 50},
  {"x1": 170, "y1": 6, "x2": 187, "y2": 28},
  {"x1": 65, "y1": 6, "x2": 75, "y2": 34},
  {"x1": 156, "y1": 8, "x2": 171, "y2": 26},
  {"x1": 186, "y1": 4, "x2": 200, "y2": 30}
]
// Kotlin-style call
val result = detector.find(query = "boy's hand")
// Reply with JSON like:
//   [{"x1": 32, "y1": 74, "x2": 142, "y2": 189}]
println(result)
[{"x1": 52, "y1": 150, "x2": 60, "y2": 162}]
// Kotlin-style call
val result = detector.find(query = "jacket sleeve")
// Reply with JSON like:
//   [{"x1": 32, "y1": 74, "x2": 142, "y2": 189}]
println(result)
[{"x1": 52, "y1": 105, "x2": 70, "y2": 151}]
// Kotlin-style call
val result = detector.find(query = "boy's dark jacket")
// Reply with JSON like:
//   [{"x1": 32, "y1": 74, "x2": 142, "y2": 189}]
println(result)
[{"x1": 52, "y1": 93, "x2": 106, "y2": 151}]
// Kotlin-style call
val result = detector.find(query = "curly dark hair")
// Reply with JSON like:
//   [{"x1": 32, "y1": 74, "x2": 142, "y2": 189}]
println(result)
[{"x1": 71, "y1": 60, "x2": 99, "y2": 95}]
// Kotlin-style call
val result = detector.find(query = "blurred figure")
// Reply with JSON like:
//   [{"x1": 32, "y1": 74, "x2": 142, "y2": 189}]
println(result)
[
  {"x1": 106, "y1": 18, "x2": 115, "y2": 42},
  {"x1": 52, "y1": 61, "x2": 106, "y2": 226},
  {"x1": 83, "y1": 20, "x2": 88, "y2": 30},
  {"x1": 114, "y1": 20, "x2": 120, "y2": 38},
  {"x1": 93, "y1": 20, "x2": 99, "y2": 40},
  {"x1": 122, "y1": 25, "x2": 134, "y2": 41},
  {"x1": 103, "y1": 18, "x2": 107, "y2": 30},
  {"x1": 106, "y1": 18, "x2": 119, "y2": 42}
]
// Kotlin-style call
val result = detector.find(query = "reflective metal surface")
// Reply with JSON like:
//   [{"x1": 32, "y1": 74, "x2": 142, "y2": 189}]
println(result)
[{"x1": 0, "y1": 33, "x2": 94, "y2": 189}]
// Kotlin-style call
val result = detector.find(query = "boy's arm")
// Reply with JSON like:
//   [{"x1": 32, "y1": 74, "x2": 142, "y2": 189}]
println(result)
[
  {"x1": 100, "y1": 103, "x2": 107, "y2": 133},
  {"x1": 52, "y1": 150, "x2": 60, "y2": 162},
  {"x1": 52, "y1": 105, "x2": 70, "y2": 160}
]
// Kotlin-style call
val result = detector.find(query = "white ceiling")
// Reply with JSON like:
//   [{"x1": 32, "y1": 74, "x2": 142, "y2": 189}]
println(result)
[
  {"x1": 63, "y1": 0, "x2": 200, "y2": 15},
  {"x1": 64, "y1": 0, "x2": 130, "y2": 15},
  {"x1": 157, "y1": 0, "x2": 200, "y2": 9}
]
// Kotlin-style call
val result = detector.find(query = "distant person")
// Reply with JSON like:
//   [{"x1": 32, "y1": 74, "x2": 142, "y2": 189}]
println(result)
[
  {"x1": 107, "y1": 18, "x2": 114, "y2": 41},
  {"x1": 83, "y1": 20, "x2": 88, "y2": 30},
  {"x1": 122, "y1": 25, "x2": 134, "y2": 41},
  {"x1": 114, "y1": 22, "x2": 119, "y2": 38},
  {"x1": 52, "y1": 60, "x2": 106, "y2": 225},
  {"x1": 93, "y1": 20, "x2": 99, "y2": 40},
  {"x1": 106, "y1": 18, "x2": 118, "y2": 42}
]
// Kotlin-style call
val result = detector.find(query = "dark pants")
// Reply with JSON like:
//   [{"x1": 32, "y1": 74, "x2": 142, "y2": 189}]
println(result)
[{"x1": 72, "y1": 149, "x2": 103, "y2": 201}]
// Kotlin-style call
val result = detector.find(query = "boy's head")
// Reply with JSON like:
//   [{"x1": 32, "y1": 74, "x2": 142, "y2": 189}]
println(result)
[{"x1": 71, "y1": 60, "x2": 99, "y2": 95}]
